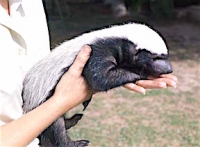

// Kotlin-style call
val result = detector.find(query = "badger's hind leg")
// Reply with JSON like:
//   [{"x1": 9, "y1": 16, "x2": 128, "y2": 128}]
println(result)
[
  {"x1": 65, "y1": 113, "x2": 83, "y2": 129},
  {"x1": 73, "y1": 140, "x2": 90, "y2": 147},
  {"x1": 42, "y1": 116, "x2": 89, "y2": 147}
]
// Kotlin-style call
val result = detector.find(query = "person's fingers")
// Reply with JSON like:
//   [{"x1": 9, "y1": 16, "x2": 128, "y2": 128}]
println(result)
[
  {"x1": 160, "y1": 74, "x2": 178, "y2": 83},
  {"x1": 68, "y1": 46, "x2": 92, "y2": 77},
  {"x1": 153, "y1": 77, "x2": 177, "y2": 88},
  {"x1": 123, "y1": 83, "x2": 146, "y2": 94},
  {"x1": 136, "y1": 80, "x2": 167, "y2": 89}
]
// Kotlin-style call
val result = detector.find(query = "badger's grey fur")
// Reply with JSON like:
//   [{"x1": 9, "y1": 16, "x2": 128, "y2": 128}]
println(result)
[{"x1": 22, "y1": 23, "x2": 173, "y2": 147}]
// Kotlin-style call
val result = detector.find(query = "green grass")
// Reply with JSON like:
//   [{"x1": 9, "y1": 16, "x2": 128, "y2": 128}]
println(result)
[
  {"x1": 114, "y1": 88, "x2": 175, "y2": 99},
  {"x1": 186, "y1": 97, "x2": 196, "y2": 103},
  {"x1": 67, "y1": 88, "x2": 200, "y2": 147}
]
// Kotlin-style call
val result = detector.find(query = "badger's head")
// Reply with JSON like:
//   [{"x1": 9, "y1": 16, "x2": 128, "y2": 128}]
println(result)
[
  {"x1": 130, "y1": 48, "x2": 173, "y2": 78},
  {"x1": 119, "y1": 23, "x2": 173, "y2": 78}
]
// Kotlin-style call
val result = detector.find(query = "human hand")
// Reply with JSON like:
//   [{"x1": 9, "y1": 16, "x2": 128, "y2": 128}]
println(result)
[
  {"x1": 53, "y1": 46, "x2": 94, "y2": 111},
  {"x1": 124, "y1": 74, "x2": 178, "y2": 95}
]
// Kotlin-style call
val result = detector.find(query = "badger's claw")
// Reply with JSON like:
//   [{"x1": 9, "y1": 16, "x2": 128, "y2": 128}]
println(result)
[{"x1": 73, "y1": 140, "x2": 90, "y2": 147}]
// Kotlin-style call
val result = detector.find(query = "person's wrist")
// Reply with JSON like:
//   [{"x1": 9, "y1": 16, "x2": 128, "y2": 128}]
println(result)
[
  {"x1": 50, "y1": 92, "x2": 84, "y2": 113},
  {"x1": 48, "y1": 95, "x2": 72, "y2": 115}
]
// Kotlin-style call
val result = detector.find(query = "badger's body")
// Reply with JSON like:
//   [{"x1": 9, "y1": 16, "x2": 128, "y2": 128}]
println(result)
[{"x1": 22, "y1": 23, "x2": 172, "y2": 147}]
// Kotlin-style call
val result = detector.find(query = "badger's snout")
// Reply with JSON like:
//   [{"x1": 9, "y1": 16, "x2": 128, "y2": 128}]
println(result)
[{"x1": 153, "y1": 59, "x2": 173, "y2": 75}]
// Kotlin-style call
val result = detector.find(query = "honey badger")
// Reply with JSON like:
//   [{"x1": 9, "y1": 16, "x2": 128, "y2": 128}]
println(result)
[{"x1": 22, "y1": 23, "x2": 173, "y2": 147}]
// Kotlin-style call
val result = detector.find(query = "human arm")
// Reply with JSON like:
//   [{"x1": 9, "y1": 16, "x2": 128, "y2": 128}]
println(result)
[{"x1": 0, "y1": 46, "x2": 93, "y2": 147}]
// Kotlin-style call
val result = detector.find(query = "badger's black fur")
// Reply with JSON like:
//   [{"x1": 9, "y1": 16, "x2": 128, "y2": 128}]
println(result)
[{"x1": 22, "y1": 23, "x2": 172, "y2": 147}]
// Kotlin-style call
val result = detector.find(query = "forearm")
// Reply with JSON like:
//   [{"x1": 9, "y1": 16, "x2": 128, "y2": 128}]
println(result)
[
  {"x1": 0, "y1": 46, "x2": 92, "y2": 147},
  {"x1": 0, "y1": 95, "x2": 76, "y2": 147}
]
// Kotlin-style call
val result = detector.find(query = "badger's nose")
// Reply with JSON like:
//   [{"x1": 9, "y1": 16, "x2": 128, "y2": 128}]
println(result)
[
  {"x1": 166, "y1": 69, "x2": 173, "y2": 74},
  {"x1": 153, "y1": 59, "x2": 173, "y2": 75},
  {"x1": 166, "y1": 62, "x2": 173, "y2": 74}
]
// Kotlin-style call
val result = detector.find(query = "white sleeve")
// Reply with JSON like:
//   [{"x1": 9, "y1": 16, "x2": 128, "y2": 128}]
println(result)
[
  {"x1": 0, "y1": 52, "x2": 24, "y2": 126},
  {"x1": 0, "y1": 58, "x2": 40, "y2": 147}
]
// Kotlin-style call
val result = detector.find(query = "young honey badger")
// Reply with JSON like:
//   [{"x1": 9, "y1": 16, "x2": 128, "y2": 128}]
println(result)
[{"x1": 22, "y1": 23, "x2": 173, "y2": 147}]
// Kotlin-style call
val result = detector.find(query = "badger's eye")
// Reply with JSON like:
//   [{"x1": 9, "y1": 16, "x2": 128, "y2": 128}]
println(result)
[{"x1": 153, "y1": 57, "x2": 163, "y2": 61}]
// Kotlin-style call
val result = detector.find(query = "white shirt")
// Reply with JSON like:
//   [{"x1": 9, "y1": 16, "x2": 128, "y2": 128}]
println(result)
[{"x1": 0, "y1": 0, "x2": 50, "y2": 146}]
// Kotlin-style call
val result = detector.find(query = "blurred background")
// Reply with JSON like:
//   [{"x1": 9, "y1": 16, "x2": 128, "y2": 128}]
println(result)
[{"x1": 43, "y1": 0, "x2": 200, "y2": 146}]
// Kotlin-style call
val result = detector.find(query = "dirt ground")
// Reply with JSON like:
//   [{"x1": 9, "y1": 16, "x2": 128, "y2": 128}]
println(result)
[{"x1": 46, "y1": 2, "x2": 200, "y2": 147}]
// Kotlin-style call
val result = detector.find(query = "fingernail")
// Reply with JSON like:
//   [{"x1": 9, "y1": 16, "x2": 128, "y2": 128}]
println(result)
[
  {"x1": 161, "y1": 82, "x2": 167, "y2": 88},
  {"x1": 170, "y1": 81, "x2": 177, "y2": 88},
  {"x1": 174, "y1": 77, "x2": 178, "y2": 83},
  {"x1": 172, "y1": 83, "x2": 177, "y2": 88},
  {"x1": 83, "y1": 46, "x2": 91, "y2": 54},
  {"x1": 142, "y1": 90, "x2": 146, "y2": 95}
]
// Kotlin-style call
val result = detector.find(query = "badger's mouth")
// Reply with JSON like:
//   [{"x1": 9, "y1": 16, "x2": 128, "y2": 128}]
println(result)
[
  {"x1": 144, "y1": 59, "x2": 173, "y2": 78},
  {"x1": 135, "y1": 58, "x2": 173, "y2": 80}
]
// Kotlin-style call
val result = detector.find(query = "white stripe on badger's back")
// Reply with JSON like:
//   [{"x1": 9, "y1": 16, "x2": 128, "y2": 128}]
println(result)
[
  {"x1": 51, "y1": 23, "x2": 168, "y2": 70},
  {"x1": 23, "y1": 23, "x2": 168, "y2": 112},
  {"x1": 55, "y1": 23, "x2": 167, "y2": 56}
]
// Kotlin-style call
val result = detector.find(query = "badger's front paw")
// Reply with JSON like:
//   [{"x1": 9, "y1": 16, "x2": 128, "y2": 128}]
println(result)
[{"x1": 73, "y1": 140, "x2": 90, "y2": 147}]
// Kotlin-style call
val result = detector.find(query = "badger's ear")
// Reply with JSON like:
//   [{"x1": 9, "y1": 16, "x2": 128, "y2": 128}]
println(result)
[{"x1": 122, "y1": 39, "x2": 138, "y2": 56}]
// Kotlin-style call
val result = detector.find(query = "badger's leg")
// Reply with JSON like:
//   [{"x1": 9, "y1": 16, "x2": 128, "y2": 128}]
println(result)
[
  {"x1": 40, "y1": 130, "x2": 54, "y2": 147},
  {"x1": 100, "y1": 68, "x2": 141, "y2": 91},
  {"x1": 42, "y1": 116, "x2": 89, "y2": 147},
  {"x1": 65, "y1": 114, "x2": 83, "y2": 129},
  {"x1": 83, "y1": 61, "x2": 141, "y2": 92},
  {"x1": 82, "y1": 97, "x2": 92, "y2": 111}
]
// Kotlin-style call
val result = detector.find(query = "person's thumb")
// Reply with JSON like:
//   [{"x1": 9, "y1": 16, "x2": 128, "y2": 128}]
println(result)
[{"x1": 68, "y1": 45, "x2": 92, "y2": 77}]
